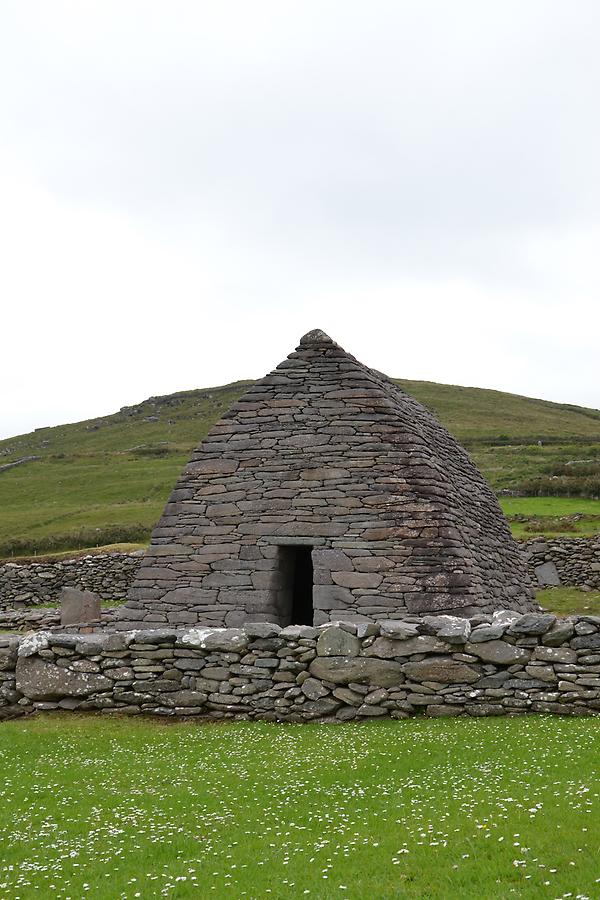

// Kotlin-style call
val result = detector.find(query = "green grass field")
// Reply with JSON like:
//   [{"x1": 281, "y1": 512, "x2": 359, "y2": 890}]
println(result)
[
  {"x1": 1, "y1": 377, "x2": 599, "y2": 556},
  {"x1": 536, "y1": 587, "x2": 600, "y2": 616},
  {"x1": 499, "y1": 497, "x2": 600, "y2": 540},
  {"x1": 0, "y1": 715, "x2": 598, "y2": 898}
]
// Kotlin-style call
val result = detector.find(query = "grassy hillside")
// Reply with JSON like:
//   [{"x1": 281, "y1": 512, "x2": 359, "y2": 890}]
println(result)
[{"x1": 1, "y1": 378, "x2": 599, "y2": 557}]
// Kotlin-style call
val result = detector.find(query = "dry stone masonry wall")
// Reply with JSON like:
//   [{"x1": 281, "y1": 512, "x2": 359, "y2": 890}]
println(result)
[
  {"x1": 0, "y1": 606, "x2": 122, "y2": 634},
  {"x1": 523, "y1": 536, "x2": 600, "y2": 590},
  {"x1": 2, "y1": 538, "x2": 598, "y2": 622},
  {"x1": 2, "y1": 611, "x2": 600, "y2": 722},
  {"x1": 0, "y1": 536, "x2": 600, "y2": 629},
  {"x1": 119, "y1": 330, "x2": 535, "y2": 628},
  {"x1": 0, "y1": 553, "x2": 143, "y2": 608}
]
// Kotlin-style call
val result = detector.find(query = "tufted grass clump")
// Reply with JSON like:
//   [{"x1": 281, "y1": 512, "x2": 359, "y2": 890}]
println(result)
[{"x1": 0, "y1": 715, "x2": 599, "y2": 898}]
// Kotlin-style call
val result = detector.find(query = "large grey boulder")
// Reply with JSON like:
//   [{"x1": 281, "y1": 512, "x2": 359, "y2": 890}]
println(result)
[{"x1": 16, "y1": 656, "x2": 111, "y2": 700}]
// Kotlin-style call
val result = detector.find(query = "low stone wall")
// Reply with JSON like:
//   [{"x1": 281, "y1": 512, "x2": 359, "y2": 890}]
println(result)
[
  {"x1": 0, "y1": 553, "x2": 143, "y2": 608},
  {"x1": 1, "y1": 538, "x2": 598, "y2": 614},
  {"x1": 2, "y1": 611, "x2": 600, "y2": 722},
  {"x1": 522, "y1": 536, "x2": 600, "y2": 589},
  {"x1": 0, "y1": 606, "x2": 122, "y2": 633}
]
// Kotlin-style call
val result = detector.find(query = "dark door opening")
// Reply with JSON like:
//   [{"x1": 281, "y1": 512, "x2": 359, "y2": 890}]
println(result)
[{"x1": 278, "y1": 545, "x2": 314, "y2": 625}]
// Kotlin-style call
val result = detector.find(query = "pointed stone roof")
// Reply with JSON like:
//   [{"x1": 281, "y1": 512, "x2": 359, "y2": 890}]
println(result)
[{"x1": 118, "y1": 331, "x2": 536, "y2": 629}]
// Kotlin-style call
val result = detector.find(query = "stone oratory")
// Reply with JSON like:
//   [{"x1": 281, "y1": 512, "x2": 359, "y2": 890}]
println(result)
[{"x1": 118, "y1": 330, "x2": 536, "y2": 629}]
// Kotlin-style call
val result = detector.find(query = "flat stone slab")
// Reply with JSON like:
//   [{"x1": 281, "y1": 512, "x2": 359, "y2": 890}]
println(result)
[
  {"x1": 534, "y1": 561, "x2": 561, "y2": 587},
  {"x1": 532, "y1": 647, "x2": 577, "y2": 665},
  {"x1": 402, "y1": 658, "x2": 479, "y2": 684},
  {"x1": 469, "y1": 623, "x2": 506, "y2": 642},
  {"x1": 180, "y1": 628, "x2": 249, "y2": 652},
  {"x1": 309, "y1": 655, "x2": 403, "y2": 687},
  {"x1": 464, "y1": 640, "x2": 530, "y2": 665},
  {"x1": 60, "y1": 588, "x2": 101, "y2": 626},
  {"x1": 508, "y1": 613, "x2": 556, "y2": 635},
  {"x1": 380, "y1": 621, "x2": 420, "y2": 639},
  {"x1": 363, "y1": 635, "x2": 449, "y2": 658}
]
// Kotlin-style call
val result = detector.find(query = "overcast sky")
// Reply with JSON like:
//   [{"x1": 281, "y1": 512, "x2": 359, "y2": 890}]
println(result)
[{"x1": 1, "y1": 1, "x2": 599, "y2": 440}]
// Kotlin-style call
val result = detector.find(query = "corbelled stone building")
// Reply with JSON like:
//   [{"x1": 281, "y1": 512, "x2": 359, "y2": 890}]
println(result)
[{"x1": 118, "y1": 330, "x2": 536, "y2": 629}]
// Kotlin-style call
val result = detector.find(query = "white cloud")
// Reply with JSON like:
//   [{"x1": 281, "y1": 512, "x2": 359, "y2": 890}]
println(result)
[{"x1": 1, "y1": 0, "x2": 599, "y2": 439}]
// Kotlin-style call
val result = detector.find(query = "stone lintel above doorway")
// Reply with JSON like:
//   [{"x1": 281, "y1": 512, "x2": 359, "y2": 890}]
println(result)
[{"x1": 259, "y1": 536, "x2": 326, "y2": 546}]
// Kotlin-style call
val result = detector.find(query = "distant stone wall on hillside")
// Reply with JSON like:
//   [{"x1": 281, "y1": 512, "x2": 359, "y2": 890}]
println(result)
[
  {"x1": 521, "y1": 536, "x2": 600, "y2": 590},
  {"x1": 0, "y1": 538, "x2": 598, "y2": 614},
  {"x1": 0, "y1": 553, "x2": 143, "y2": 608},
  {"x1": 2, "y1": 612, "x2": 600, "y2": 722}
]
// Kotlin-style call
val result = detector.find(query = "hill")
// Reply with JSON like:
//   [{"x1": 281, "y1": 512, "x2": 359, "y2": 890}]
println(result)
[{"x1": 1, "y1": 378, "x2": 599, "y2": 557}]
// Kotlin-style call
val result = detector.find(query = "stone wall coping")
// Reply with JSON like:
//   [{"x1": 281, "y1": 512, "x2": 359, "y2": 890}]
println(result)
[
  {"x1": 7, "y1": 609, "x2": 597, "y2": 651},
  {"x1": 1, "y1": 550, "x2": 144, "y2": 569}
]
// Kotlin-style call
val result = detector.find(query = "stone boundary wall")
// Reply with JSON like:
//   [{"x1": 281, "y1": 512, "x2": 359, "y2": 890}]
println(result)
[
  {"x1": 0, "y1": 553, "x2": 143, "y2": 608},
  {"x1": 1, "y1": 539, "x2": 598, "y2": 613},
  {"x1": 521, "y1": 537, "x2": 600, "y2": 589},
  {"x1": 2, "y1": 611, "x2": 600, "y2": 722},
  {"x1": 0, "y1": 607, "x2": 122, "y2": 633}
]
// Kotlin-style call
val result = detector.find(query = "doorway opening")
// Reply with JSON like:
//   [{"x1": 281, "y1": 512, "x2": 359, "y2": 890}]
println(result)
[{"x1": 278, "y1": 545, "x2": 314, "y2": 625}]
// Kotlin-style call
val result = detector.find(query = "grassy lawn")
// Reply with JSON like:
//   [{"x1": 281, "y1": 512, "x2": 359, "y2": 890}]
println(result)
[
  {"x1": 500, "y1": 497, "x2": 600, "y2": 517},
  {"x1": 509, "y1": 519, "x2": 600, "y2": 540},
  {"x1": 498, "y1": 497, "x2": 600, "y2": 540},
  {"x1": 536, "y1": 587, "x2": 600, "y2": 616},
  {"x1": 0, "y1": 716, "x2": 599, "y2": 898}
]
